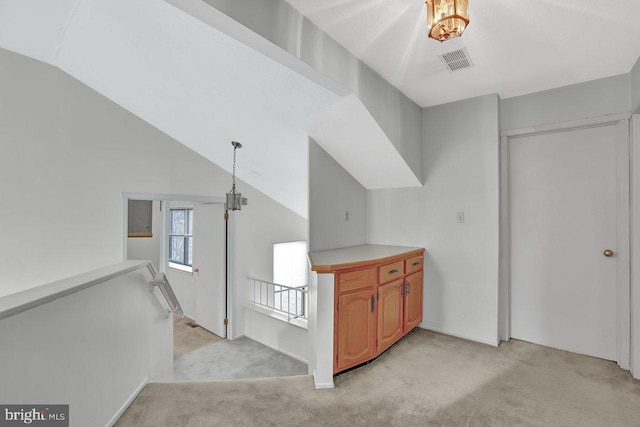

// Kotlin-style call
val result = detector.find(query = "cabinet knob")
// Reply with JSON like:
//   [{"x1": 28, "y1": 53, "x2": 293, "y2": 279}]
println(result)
[
  {"x1": 603, "y1": 249, "x2": 614, "y2": 257},
  {"x1": 412, "y1": 262, "x2": 421, "y2": 266},
  {"x1": 406, "y1": 282, "x2": 411, "y2": 295},
  {"x1": 389, "y1": 269, "x2": 399, "y2": 274}
]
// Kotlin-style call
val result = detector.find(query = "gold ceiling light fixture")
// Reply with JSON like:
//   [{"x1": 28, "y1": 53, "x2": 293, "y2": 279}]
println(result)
[{"x1": 426, "y1": 0, "x2": 469, "y2": 42}]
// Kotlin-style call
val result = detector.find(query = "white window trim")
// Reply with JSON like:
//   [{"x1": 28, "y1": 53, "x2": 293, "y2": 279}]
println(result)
[
  {"x1": 169, "y1": 207, "x2": 193, "y2": 269},
  {"x1": 168, "y1": 262, "x2": 193, "y2": 274}
]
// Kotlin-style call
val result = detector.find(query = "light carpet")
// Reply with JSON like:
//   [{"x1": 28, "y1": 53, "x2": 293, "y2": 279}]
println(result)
[
  {"x1": 174, "y1": 316, "x2": 223, "y2": 359},
  {"x1": 174, "y1": 336, "x2": 308, "y2": 382},
  {"x1": 116, "y1": 329, "x2": 640, "y2": 426}
]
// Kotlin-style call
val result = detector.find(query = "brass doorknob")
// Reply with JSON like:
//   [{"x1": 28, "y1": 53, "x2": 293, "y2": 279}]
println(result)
[{"x1": 603, "y1": 249, "x2": 614, "y2": 257}]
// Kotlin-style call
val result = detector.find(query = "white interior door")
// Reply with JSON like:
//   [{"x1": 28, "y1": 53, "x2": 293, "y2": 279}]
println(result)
[
  {"x1": 510, "y1": 124, "x2": 619, "y2": 361},
  {"x1": 193, "y1": 203, "x2": 226, "y2": 338}
]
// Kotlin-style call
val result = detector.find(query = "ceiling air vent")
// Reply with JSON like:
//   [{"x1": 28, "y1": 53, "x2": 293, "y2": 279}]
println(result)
[{"x1": 439, "y1": 48, "x2": 474, "y2": 72}]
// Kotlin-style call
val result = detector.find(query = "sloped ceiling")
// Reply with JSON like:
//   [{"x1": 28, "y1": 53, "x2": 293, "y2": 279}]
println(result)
[
  {"x1": 7, "y1": 1, "x2": 633, "y2": 218},
  {"x1": 0, "y1": 0, "x2": 342, "y2": 218},
  {"x1": 0, "y1": 0, "x2": 426, "y2": 218},
  {"x1": 310, "y1": 94, "x2": 421, "y2": 189}
]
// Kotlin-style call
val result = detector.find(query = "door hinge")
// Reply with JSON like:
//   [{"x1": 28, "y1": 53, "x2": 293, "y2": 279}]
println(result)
[
  {"x1": 224, "y1": 212, "x2": 229, "y2": 220},
  {"x1": 336, "y1": 302, "x2": 339, "y2": 311},
  {"x1": 336, "y1": 354, "x2": 339, "y2": 364},
  {"x1": 376, "y1": 339, "x2": 378, "y2": 347},
  {"x1": 223, "y1": 318, "x2": 229, "y2": 325},
  {"x1": 377, "y1": 291, "x2": 379, "y2": 301}
]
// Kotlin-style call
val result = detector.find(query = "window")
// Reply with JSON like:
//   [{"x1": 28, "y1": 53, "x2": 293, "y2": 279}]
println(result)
[
  {"x1": 169, "y1": 208, "x2": 193, "y2": 271},
  {"x1": 273, "y1": 241, "x2": 308, "y2": 288},
  {"x1": 272, "y1": 240, "x2": 308, "y2": 318}
]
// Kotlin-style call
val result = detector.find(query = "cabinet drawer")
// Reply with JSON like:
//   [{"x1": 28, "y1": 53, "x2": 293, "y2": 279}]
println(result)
[
  {"x1": 338, "y1": 268, "x2": 375, "y2": 293},
  {"x1": 406, "y1": 255, "x2": 423, "y2": 274},
  {"x1": 378, "y1": 260, "x2": 404, "y2": 284}
]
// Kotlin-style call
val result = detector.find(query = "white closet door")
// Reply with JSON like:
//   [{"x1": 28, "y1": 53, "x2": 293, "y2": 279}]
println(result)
[{"x1": 510, "y1": 124, "x2": 618, "y2": 360}]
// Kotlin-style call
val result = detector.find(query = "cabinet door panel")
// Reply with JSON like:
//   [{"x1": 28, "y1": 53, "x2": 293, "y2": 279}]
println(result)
[
  {"x1": 404, "y1": 271, "x2": 423, "y2": 332},
  {"x1": 337, "y1": 289, "x2": 375, "y2": 371},
  {"x1": 378, "y1": 279, "x2": 403, "y2": 353}
]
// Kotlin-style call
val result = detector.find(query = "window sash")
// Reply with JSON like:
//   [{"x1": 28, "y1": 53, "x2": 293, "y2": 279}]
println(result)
[{"x1": 169, "y1": 209, "x2": 193, "y2": 267}]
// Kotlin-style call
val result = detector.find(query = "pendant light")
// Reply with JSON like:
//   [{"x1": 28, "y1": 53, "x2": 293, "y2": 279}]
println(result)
[
  {"x1": 226, "y1": 141, "x2": 246, "y2": 211},
  {"x1": 426, "y1": 0, "x2": 470, "y2": 42}
]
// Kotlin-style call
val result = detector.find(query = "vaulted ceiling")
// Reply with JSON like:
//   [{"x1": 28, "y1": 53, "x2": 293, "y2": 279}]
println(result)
[
  {"x1": 1, "y1": 0, "x2": 639, "y2": 218},
  {"x1": 0, "y1": 0, "x2": 341, "y2": 218}
]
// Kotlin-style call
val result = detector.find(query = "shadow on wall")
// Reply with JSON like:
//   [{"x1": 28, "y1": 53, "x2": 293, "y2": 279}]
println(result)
[{"x1": 421, "y1": 251, "x2": 446, "y2": 330}]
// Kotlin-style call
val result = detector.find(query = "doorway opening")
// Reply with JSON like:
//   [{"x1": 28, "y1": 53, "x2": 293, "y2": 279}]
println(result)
[
  {"x1": 122, "y1": 193, "x2": 228, "y2": 349},
  {"x1": 122, "y1": 192, "x2": 308, "y2": 381}
]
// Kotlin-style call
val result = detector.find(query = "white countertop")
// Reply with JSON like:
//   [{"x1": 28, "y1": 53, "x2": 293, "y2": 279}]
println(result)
[{"x1": 309, "y1": 244, "x2": 424, "y2": 273}]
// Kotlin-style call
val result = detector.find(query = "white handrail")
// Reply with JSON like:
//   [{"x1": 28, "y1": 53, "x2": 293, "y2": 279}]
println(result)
[
  {"x1": 0, "y1": 261, "x2": 183, "y2": 321},
  {"x1": 148, "y1": 265, "x2": 184, "y2": 319},
  {"x1": 0, "y1": 260, "x2": 176, "y2": 426}
]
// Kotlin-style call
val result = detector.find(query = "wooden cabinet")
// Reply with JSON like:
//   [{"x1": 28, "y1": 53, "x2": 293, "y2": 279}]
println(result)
[
  {"x1": 331, "y1": 249, "x2": 424, "y2": 374},
  {"x1": 404, "y1": 270, "x2": 423, "y2": 332},
  {"x1": 378, "y1": 260, "x2": 403, "y2": 284},
  {"x1": 337, "y1": 268, "x2": 375, "y2": 293},
  {"x1": 406, "y1": 255, "x2": 423, "y2": 275},
  {"x1": 377, "y1": 279, "x2": 404, "y2": 353},
  {"x1": 336, "y1": 287, "x2": 376, "y2": 372}
]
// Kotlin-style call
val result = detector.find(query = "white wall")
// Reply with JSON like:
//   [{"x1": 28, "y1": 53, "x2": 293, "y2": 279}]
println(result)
[
  {"x1": 244, "y1": 309, "x2": 308, "y2": 363},
  {"x1": 501, "y1": 74, "x2": 631, "y2": 131},
  {"x1": 0, "y1": 48, "x2": 306, "y2": 339},
  {"x1": 307, "y1": 271, "x2": 335, "y2": 388},
  {"x1": 235, "y1": 193, "x2": 307, "y2": 338},
  {"x1": 0, "y1": 262, "x2": 172, "y2": 427},
  {"x1": 127, "y1": 200, "x2": 162, "y2": 270},
  {"x1": 306, "y1": 138, "x2": 368, "y2": 387},
  {"x1": 368, "y1": 94, "x2": 501, "y2": 345},
  {"x1": 632, "y1": 113, "x2": 640, "y2": 378},
  {"x1": 308, "y1": 139, "x2": 367, "y2": 252},
  {"x1": 632, "y1": 57, "x2": 640, "y2": 113}
]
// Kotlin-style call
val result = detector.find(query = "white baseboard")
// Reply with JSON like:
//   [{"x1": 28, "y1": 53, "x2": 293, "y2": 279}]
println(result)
[
  {"x1": 106, "y1": 377, "x2": 149, "y2": 427},
  {"x1": 230, "y1": 333, "x2": 245, "y2": 341},
  {"x1": 420, "y1": 325, "x2": 500, "y2": 347},
  {"x1": 312, "y1": 370, "x2": 334, "y2": 389},
  {"x1": 183, "y1": 312, "x2": 196, "y2": 321}
]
